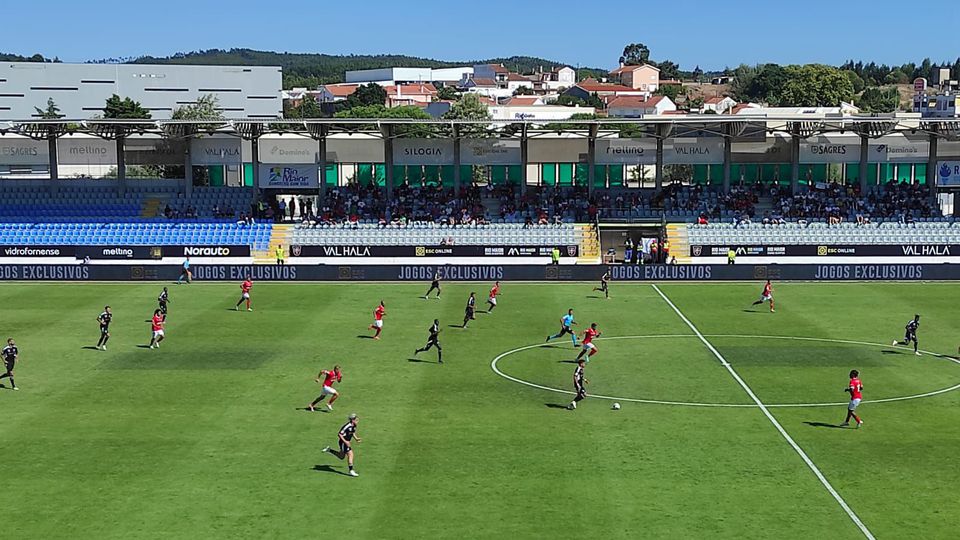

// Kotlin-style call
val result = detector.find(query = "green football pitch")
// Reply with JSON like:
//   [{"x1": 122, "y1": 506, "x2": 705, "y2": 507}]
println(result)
[{"x1": 2, "y1": 280, "x2": 959, "y2": 539}]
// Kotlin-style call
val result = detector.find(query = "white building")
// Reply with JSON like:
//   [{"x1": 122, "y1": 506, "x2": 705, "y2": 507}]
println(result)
[
  {"x1": 606, "y1": 96, "x2": 677, "y2": 118},
  {"x1": 702, "y1": 96, "x2": 737, "y2": 114},
  {"x1": 345, "y1": 67, "x2": 473, "y2": 86},
  {"x1": 914, "y1": 92, "x2": 960, "y2": 118},
  {"x1": 0, "y1": 62, "x2": 282, "y2": 120}
]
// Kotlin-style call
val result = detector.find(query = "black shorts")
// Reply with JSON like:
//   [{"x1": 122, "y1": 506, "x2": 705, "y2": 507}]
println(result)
[
  {"x1": 904, "y1": 331, "x2": 917, "y2": 342},
  {"x1": 575, "y1": 385, "x2": 586, "y2": 399},
  {"x1": 100, "y1": 326, "x2": 110, "y2": 335},
  {"x1": 159, "y1": 302, "x2": 168, "y2": 314},
  {"x1": 466, "y1": 308, "x2": 475, "y2": 318},
  {"x1": 430, "y1": 281, "x2": 440, "y2": 289},
  {"x1": 4, "y1": 359, "x2": 14, "y2": 372},
  {"x1": 559, "y1": 326, "x2": 573, "y2": 335},
  {"x1": 339, "y1": 440, "x2": 352, "y2": 455},
  {"x1": 426, "y1": 338, "x2": 441, "y2": 349}
]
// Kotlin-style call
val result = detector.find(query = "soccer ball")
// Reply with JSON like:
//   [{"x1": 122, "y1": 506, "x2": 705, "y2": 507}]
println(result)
[{"x1": 612, "y1": 403, "x2": 621, "y2": 410}]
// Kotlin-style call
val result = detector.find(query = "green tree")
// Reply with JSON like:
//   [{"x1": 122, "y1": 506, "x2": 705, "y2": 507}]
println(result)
[
  {"x1": 729, "y1": 64, "x2": 758, "y2": 102},
  {"x1": 512, "y1": 86, "x2": 535, "y2": 96},
  {"x1": 344, "y1": 83, "x2": 388, "y2": 109},
  {"x1": 655, "y1": 84, "x2": 684, "y2": 101},
  {"x1": 102, "y1": 94, "x2": 151, "y2": 119},
  {"x1": 655, "y1": 60, "x2": 681, "y2": 80},
  {"x1": 543, "y1": 113, "x2": 598, "y2": 132},
  {"x1": 335, "y1": 104, "x2": 434, "y2": 137},
  {"x1": 776, "y1": 65, "x2": 854, "y2": 107},
  {"x1": 34, "y1": 97, "x2": 64, "y2": 119},
  {"x1": 436, "y1": 86, "x2": 459, "y2": 100},
  {"x1": 620, "y1": 43, "x2": 651, "y2": 66},
  {"x1": 692, "y1": 65, "x2": 704, "y2": 83},
  {"x1": 284, "y1": 94, "x2": 324, "y2": 119},
  {"x1": 443, "y1": 93, "x2": 492, "y2": 137},
  {"x1": 883, "y1": 69, "x2": 909, "y2": 85},
  {"x1": 858, "y1": 87, "x2": 900, "y2": 113},
  {"x1": 172, "y1": 94, "x2": 225, "y2": 120},
  {"x1": 843, "y1": 70, "x2": 866, "y2": 94}
]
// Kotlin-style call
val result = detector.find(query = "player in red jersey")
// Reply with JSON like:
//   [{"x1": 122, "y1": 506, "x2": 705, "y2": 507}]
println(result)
[
  {"x1": 486, "y1": 281, "x2": 501, "y2": 313},
  {"x1": 148, "y1": 309, "x2": 166, "y2": 349},
  {"x1": 368, "y1": 301, "x2": 386, "y2": 339},
  {"x1": 234, "y1": 276, "x2": 253, "y2": 311},
  {"x1": 751, "y1": 280, "x2": 775, "y2": 312},
  {"x1": 307, "y1": 365, "x2": 343, "y2": 411},
  {"x1": 841, "y1": 369, "x2": 864, "y2": 428},
  {"x1": 574, "y1": 323, "x2": 602, "y2": 362}
]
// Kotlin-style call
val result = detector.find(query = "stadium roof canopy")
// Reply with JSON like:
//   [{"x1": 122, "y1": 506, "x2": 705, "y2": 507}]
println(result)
[{"x1": 1, "y1": 117, "x2": 960, "y2": 140}]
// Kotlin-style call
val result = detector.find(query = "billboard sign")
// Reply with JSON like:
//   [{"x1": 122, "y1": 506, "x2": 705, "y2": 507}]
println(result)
[
  {"x1": 393, "y1": 139, "x2": 455, "y2": 165},
  {"x1": 258, "y1": 164, "x2": 319, "y2": 188},
  {"x1": 595, "y1": 139, "x2": 657, "y2": 165},
  {"x1": 460, "y1": 139, "x2": 522, "y2": 165}
]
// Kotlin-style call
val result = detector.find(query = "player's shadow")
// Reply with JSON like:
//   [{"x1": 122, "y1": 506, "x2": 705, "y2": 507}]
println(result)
[
  {"x1": 448, "y1": 325, "x2": 464, "y2": 329},
  {"x1": 557, "y1": 359, "x2": 580, "y2": 363},
  {"x1": 312, "y1": 465, "x2": 351, "y2": 476},
  {"x1": 586, "y1": 295, "x2": 602, "y2": 299},
  {"x1": 881, "y1": 349, "x2": 907, "y2": 355},
  {"x1": 356, "y1": 335, "x2": 375, "y2": 340},
  {"x1": 407, "y1": 357, "x2": 436, "y2": 364},
  {"x1": 803, "y1": 422, "x2": 847, "y2": 429},
  {"x1": 297, "y1": 407, "x2": 328, "y2": 413},
  {"x1": 135, "y1": 345, "x2": 153, "y2": 349},
  {"x1": 741, "y1": 309, "x2": 765, "y2": 314},
  {"x1": 81, "y1": 346, "x2": 100, "y2": 351},
  {"x1": 545, "y1": 403, "x2": 570, "y2": 410}
]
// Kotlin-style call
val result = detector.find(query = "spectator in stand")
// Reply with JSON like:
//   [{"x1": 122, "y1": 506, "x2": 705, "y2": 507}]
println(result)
[
  {"x1": 624, "y1": 242, "x2": 634, "y2": 265},
  {"x1": 289, "y1": 197, "x2": 297, "y2": 221},
  {"x1": 697, "y1": 214, "x2": 709, "y2": 225},
  {"x1": 650, "y1": 239, "x2": 659, "y2": 264}
]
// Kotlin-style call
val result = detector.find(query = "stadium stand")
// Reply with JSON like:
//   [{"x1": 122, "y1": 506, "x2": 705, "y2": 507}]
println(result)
[
  {"x1": 687, "y1": 221, "x2": 960, "y2": 246},
  {"x1": 290, "y1": 222, "x2": 583, "y2": 247},
  {"x1": 0, "y1": 222, "x2": 272, "y2": 249}
]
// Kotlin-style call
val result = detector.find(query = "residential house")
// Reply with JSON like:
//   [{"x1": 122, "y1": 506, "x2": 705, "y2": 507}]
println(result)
[
  {"x1": 384, "y1": 83, "x2": 438, "y2": 107},
  {"x1": 562, "y1": 79, "x2": 645, "y2": 103},
  {"x1": 316, "y1": 83, "x2": 360, "y2": 104},
  {"x1": 606, "y1": 96, "x2": 677, "y2": 118},
  {"x1": 609, "y1": 64, "x2": 660, "y2": 93},
  {"x1": 702, "y1": 96, "x2": 737, "y2": 114}
]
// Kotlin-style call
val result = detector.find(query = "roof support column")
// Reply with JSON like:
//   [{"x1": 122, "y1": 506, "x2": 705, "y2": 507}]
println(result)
[
  {"x1": 183, "y1": 139, "x2": 193, "y2": 199},
  {"x1": 722, "y1": 125, "x2": 732, "y2": 194},
  {"x1": 116, "y1": 136, "x2": 126, "y2": 196},
  {"x1": 858, "y1": 133, "x2": 869, "y2": 193},
  {"x1": 587, "y1": 125, "x2": 598, "y2": 196},
  {"x1": 383, "y1": 124, "x2": 394, "y2": 200},
  {"x1": 928, "y1": 130, "x2": 939, "y2": 208},
  {"x1": 251, "y1": 136, "x2": 260, "y2": 203},
  {"x1": 520, "y1": 124, "x2": 528, "y2": 196},
  {"x1": 790, "y1": 123, "x2": 800, "y2": 195},
  {"x1": 655, "y1": 125, "x2": 666, "y2": 191},
  {"x1": 453, "y1": 124, "x2": 461, "y2": 195},
  {"x1": 47, "y1": 133, "x2": 59, "y2": 195}
]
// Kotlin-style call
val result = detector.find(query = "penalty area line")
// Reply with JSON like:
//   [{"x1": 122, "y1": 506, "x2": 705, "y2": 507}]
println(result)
[{"x1": 650, "y1": 284, "x2": 876, "y2": 540}]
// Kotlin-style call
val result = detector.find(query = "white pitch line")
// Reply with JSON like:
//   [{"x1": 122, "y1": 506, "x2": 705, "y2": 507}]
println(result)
[
  {"x1": 491, "y1": 335, "x2": 960, "y2": 408},
  {"x1": 651, "y1": 284, "x2": 876, "y2": 540}
]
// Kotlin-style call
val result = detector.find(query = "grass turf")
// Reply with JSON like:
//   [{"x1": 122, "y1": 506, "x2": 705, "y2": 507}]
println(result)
[{"x1": 1, "y1": 281, "x2": 958, "y2": 539}]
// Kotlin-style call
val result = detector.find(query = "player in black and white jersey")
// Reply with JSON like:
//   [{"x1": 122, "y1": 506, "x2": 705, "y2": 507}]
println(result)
[
  {"x1": 1, "y1": 338, "x2": 20, "y2": 390},
  {"x1": 323, "y1": 413, "x2": 362, "y2": 477},
  {"x1": 892, "y1": 314, "x2": 921, "y2": 356},
  {"x1": 158, "y1": 287, "x2": 170, "y2": 318},
  {"x1": 414, "y1": 319, "x2": 443, "y2": 363},
  {"x1": 567, "y1": 358, "x2": 588, "y2": 410},
  {"x1": 462, "y1": 292, "x2": 477, "y2": 328},
  {"x1": 96, "y1": 306, "x2": 112, "y2": 351},
  {"x1": 422, "y1": 270, "x2": 442, "y2": 300},
  {"x1": 593, "y1": 270, "x2": 610, "y2": 299}
]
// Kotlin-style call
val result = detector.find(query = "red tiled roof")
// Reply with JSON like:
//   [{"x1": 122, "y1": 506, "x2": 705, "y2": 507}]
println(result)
[
  {"x1": 704, "y1": 97, "x2": 725, "y2": 104},
  {"x1": 607, "y1": 95, "x2": 665, "y2": 109},
  {"x1": 384, "y1": 83, "x2": 438, "y2": 95},
  {"x1": 506, "y1": 96, "x2": 541, "y2": 106},
  {"x1": 322, "y1": 84, "x2": 360, "y2": 97},
  {"x1": 466, "y1": 77, "x2": 497, "y2": 87},
  {"x1": 609, "y1": 63, "x2": 660, "y2": 75},
  {"x1": 576, "y1": 81, "x2": 641, "y2": 93}
]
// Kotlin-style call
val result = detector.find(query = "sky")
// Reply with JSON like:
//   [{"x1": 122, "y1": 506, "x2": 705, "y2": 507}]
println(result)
[{"x1": 4, "y1": 0, "x2": 959, "y2": 71}]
